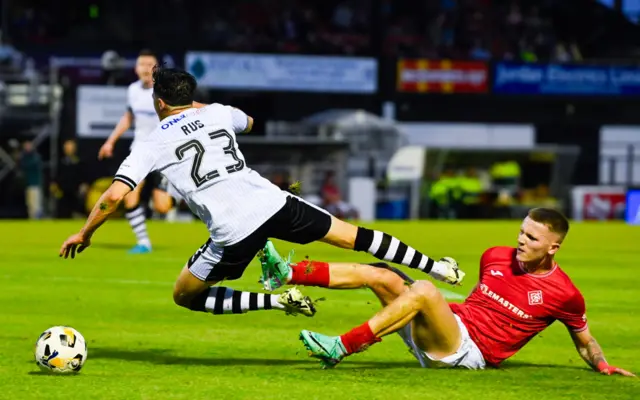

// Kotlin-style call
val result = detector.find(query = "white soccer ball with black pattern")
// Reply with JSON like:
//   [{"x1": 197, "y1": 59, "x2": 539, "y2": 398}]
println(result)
[{"x1": 34, "y1": 326, "x2": 87, "y2": 373}]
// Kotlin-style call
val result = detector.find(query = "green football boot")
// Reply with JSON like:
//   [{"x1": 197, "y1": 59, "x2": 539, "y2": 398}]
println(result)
[
  {"x1": 299, "y1": 330, "x2": 347, "y2": 369},
  {"x1": 258, "y1": 240, "x2": 293, "y2": 291}
]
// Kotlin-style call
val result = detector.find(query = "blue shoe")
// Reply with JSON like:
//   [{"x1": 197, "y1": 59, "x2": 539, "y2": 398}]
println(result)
[
  {"x1": 299, "y1": 330, "x2": 347, "y2": 369},
  {"x1": 128, "y1": 244, "x2": 152, "y2": 254}
]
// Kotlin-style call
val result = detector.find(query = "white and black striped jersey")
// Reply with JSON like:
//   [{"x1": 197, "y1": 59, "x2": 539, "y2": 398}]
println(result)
[
  {"x1": 127, "y1": 80, "x2": 158, "y2": 147},
  {"x1": 114, "y1": 103, "x2": 287, "y2": 246}
]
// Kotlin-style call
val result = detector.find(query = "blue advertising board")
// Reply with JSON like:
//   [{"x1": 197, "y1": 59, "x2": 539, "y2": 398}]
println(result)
[
  {"x1": 186, "y1": 52, "x2": 377, "y2": 93},
  {"x1": 493, "y1": 62, "x2": 640, "y2": 95},
  {"x1": 625, "y1": 189, "x2": 640, "y2": 225}
]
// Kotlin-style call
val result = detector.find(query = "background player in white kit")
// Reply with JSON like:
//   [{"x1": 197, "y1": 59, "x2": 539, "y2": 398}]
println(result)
[
  {"x1": 98, "y1": 50, "x2": 174, "y2": 254},
  {"x1": 59, "y1": 66, "x2": 463, "y2": 328}
]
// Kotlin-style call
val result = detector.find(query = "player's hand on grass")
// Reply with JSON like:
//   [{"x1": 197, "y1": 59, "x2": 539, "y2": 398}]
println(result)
[
  {"x1": 59, "y1": 233, "x2": 91, "y2": 259},
  {"x1": 98, "y1": 142, "x2": 114, "y2": 160},
  {"x1": 598, "y1": 362, "x2": 636, "y2": 377}
]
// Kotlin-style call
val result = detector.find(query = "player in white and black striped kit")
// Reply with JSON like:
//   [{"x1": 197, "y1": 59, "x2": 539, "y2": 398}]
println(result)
[
  {"x1": 98, "y1": 49, "x2": 174, "y2": 254},
  {"x1": 59, "y1": 66, "x2": 465, "y2": 324}
]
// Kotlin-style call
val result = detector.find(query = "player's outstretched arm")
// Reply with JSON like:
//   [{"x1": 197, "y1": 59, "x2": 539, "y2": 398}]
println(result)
[
  {"x1": 570, "y1": 327, "x2": 636, "y2": 377},
  {"x1": 99, "y1": 111, "x2": 133, "y2": 159},
  {"x1": 59, "y1": 181, "x2": 132, "y2": 259}
]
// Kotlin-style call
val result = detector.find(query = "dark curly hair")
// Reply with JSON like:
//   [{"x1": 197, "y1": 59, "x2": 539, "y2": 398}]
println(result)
[{"x1": 152, "y1": 65, "x2": 197, "y2": 106}]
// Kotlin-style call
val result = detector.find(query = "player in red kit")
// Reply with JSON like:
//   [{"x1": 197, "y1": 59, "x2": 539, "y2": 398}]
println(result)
[{"x1": 260, "y1": 207, "x2": 635, "y2": 375}]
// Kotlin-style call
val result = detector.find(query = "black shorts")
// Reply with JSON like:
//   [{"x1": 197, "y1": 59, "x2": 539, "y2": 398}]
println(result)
[
  {"x1": 186, "y1": 196, "x2": 332, "y2": 282},
  {"x1": 147, "y1": 171, "x2": 169, "y2": 192}
]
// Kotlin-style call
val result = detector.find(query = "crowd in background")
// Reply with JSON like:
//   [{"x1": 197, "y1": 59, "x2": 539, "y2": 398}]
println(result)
[
  {"x1": 382, "y1": 0, "x2": 582, "y2": 62},
  {"x1": 4, "y1": 0, "x2": 588, "y2": 62}
]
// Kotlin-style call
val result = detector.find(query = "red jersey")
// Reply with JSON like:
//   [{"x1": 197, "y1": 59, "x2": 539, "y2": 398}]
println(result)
[{"x1": 450, "y1": 246, "x2": 587, "y2": 366}]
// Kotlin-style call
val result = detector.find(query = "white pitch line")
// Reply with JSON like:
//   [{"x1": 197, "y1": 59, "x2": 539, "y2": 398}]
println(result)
[
  {"x1": 3, "y1": 275, "x2": 173, "y2": 287},
  {"x1": 439, "y1": 288, "x2": 467, "y2": 300},
  {"x1": 4, "y1": 274, "x2": 468, "y2": 300}
]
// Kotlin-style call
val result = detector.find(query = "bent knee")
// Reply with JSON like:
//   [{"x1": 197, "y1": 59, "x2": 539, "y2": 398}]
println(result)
[
  {"x1": 410, "y1": 280, "x2": 441, "y2": 302},
  {"x1": 174, "y1": 265, "x2": 211, "y2": 310},
  {"x1": 154, "y1": 202, "x2": 172, "y2": 214},
  {"x1": 366, "y1": 267, "x2": 407, "y2": 293},
  {"x1": 173, "y1": 289, "x2": 191, "y2": 308}
]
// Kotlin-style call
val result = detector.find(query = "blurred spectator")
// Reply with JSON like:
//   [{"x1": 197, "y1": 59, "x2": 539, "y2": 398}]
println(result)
[
  {"x1": 521, "y1": 184, "x2": 559, "y2": 208},
  {"x1": 553, "y1": 41, "x2": 583, "y2": 63},
  {"x1": 427, "y1": 168, "x2": 461, "y2": 219},
  {"x1": 459, "y1": 167, "x2": 484, "y2": 218},
  {"x1": 50, "y1": 139, "x2": 89, "y2": 218},
  {"x1": 553, "y1": 42, "x2": 572, "y2": 62},
  {"x1": 320, "y1": 171, "x2": 359, "y2": 220},
  {"x1": 332, "y1": 2, "x2": 354, "y2": 30},
  {"x1": 0, "y1": 32, "x2": 24, "y2": 71},
  {"x1": 271, "y1": 171, "x2": 293, "y2": 193},
  {"x1": 470, "y1": 38, "x2": 492, "y2": 60},
  {"x1": 18, "y1": 141, "x2": 43, "y2": 219},
  {"x1": 506, "y1": 1, "x2": 523, "y2": 28},
  {"x1": 519, "y1": 39, "x2": 538, "y2": 62},
  {"x1": 427, "y1": 172, "x2": 451, "y2": 219},
  {"x1": 490, "y1": 159, "x2": 521, "y2": 207}
]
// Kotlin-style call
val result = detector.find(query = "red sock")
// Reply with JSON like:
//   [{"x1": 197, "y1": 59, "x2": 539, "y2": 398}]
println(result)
[
  {"x1": 289, "y1": 260, "x2": 330, "y2": 287},
  {"x1": 339, "y1": 321, "x2": 381, "y2": 355}
]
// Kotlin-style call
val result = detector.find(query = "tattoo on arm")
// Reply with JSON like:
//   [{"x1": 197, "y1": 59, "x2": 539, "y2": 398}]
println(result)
[
  {"x1": 80, "y1": 190, "x2": 121, "y2": 238},
  {"x1": 583, "y1": 338, "x2": 607, "y2": 370}
]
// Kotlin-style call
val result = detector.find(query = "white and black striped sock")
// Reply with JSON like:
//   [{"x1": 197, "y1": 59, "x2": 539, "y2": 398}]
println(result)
[
  {"x1": 190, "y1": 287, "x2": 285, "y2": 314},
  {"x1": 353, "y1": 227, "x2": 448, "y2": 278},
  {"x1": 125, "y1": 206, "x2": 151, "y2": 248}
]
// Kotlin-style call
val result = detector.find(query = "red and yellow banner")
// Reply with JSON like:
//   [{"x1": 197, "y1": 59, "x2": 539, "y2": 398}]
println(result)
[{"x1": 397, "y1": 60, "x2": 488, "y2": 93}]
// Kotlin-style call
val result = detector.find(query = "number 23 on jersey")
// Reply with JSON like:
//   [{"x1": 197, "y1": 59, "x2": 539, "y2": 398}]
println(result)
[{"x1": 175, "y1": 129, "x2": 245, "y2": 187}]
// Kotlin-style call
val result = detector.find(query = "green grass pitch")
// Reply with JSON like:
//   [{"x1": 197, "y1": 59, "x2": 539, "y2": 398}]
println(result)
[{"x1": 1, "y1": 220, "x2": 639, "y2": 399}]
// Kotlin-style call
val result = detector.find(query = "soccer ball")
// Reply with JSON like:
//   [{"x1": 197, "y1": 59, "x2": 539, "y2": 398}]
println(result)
[{"x1": 34, "y1": 326, "x2": 87, "y2": 373}]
